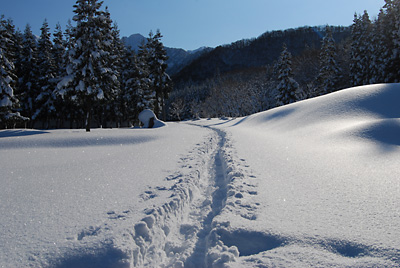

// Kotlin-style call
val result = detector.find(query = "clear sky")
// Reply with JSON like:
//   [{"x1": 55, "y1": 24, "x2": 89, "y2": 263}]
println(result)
[{"x1": 1, "y1": 0, "x2": 385, "y2": 51}]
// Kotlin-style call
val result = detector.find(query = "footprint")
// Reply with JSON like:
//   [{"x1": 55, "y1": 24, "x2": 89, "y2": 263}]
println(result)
[
  {"x1": 140, "y1": 190, "x2": 158, "y2": 201},
  {"x1": 77, "y1": 226, "x2": 101, "y2": 240}
]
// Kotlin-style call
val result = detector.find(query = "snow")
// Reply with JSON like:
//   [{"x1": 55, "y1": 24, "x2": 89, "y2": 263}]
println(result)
[
  {"x1": 1, "y1": 83, "x2": 400, "y2": 267},
  {"x1": 0, "y1": 96, "x2": 12, "y2": 107},
  {"x1": 138, "y1": 109, "x2": 166, "y2": 128}
]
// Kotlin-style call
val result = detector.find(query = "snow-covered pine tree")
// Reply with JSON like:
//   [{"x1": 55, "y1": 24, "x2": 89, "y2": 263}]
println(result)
[
  {"x1": 59, "y1": 19, "x2": 83, "y2": 128},
  {"x1": 382, "y1": 0, "x2": 400, "y2": 82},
  {"x1": 100, "y1": 14, "x2": 125, "y2": 127},
  {"x1": 350, "y1": 11, "x2": 372, "y2": 86},
  {"x1": 137, "y1": 40, "x2": 156, "y2": 113},
  {"x1": 0, "y1": 16, "x2": 28, "y2": 128},
  {"x1": 275, "y1": 44, "x2": 301, "y2": 106},
  {"x1": 17, "y1": 24, "x2": 40, "y2": 127},
  {"x1": 52, "y1": 23, "x2": 67, "y2": 85},
  {"x1": 144, "y1": 30, "x2": 171, "y2": 120},
  {"x1": 317, "y1": 26, "x2": 341, "y2": 94},
  {"x1": 120, "y1": 48, "x2": 140, "y2": 126},
  {"x1": 57, "y1": 0, "x2": 119, "y2": 131},
  {"x1": 369, "y1": 9, "x2": 386, "y2": 84},
  {"x1": 35, "y1": 19, "x2": 57, "y2": 128},
  {"x1": 51, "y1": 23, "x2": 69, "y2": 127}
]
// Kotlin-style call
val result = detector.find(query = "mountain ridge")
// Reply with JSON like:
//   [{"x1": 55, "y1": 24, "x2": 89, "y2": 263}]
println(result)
[{"x1": 121, "y1": 33, "x2": 212, "y2": 75}]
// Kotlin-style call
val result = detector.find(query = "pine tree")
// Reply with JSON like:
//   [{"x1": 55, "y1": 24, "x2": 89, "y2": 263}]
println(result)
[
  {"x1": 350, "y1": 11, "x2": 373, "y2": 86},
  {"x1": 99, "y1": 12, "x2": 124, "y2": 127},
  {"x1": 17, "y1": 24, "x2": 40, "y2": 127},
  {"x1": 382, "y1": 0, "x2": 400, "y2": 82},
  {"x1": 57, "y1": 0, "x2": 119, "y2": 131},
  {"x1": 317, "y1": 26, "x2": 341, "y2": 94},
  {"x1": 144, "y1": 30, "x2": 171, "y2": 120},
  {"x1": 53, "y1": 23, "x2": 67, "y2": 80},
  {"x1": 275, "y1": 44, "x2": 301, "y2": 106},
  {"x1": 120, "y1": 48, "x2": 140, "y2": 126},
  {"x1": 52, "y1": 23, "x2": 68, "y2": 127},
  {"x1": 369, "y1": 10, "x2": 386, "y2": 84},
  {"x1": 137, "y1": 40, "x2": 156, "y2": 112},
  {"x1": 35, "y1": 19, "x2": 57, "y2": 128},
  {"x1": 0, "y1": 16, "x2": 28, "y2": 128}
]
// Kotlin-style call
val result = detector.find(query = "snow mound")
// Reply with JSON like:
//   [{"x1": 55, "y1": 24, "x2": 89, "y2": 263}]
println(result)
[
  {"x1": 240, "y1": 83, "x2": 400, "y2": 146},
  {"x1": 193, "y1": 83, "x2": 400, "y2": 267},
  {"x1": 138, "y1": 109, "x2": 166, "y2": 128}
]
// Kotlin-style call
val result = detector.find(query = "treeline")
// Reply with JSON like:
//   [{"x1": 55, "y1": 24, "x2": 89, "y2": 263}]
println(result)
[
  {"x1": 169, "y1": 0, "x2": 400, "y2": 120},
  {"x1": 0, "y1": 0, "x2": 170, "y2": 130}
]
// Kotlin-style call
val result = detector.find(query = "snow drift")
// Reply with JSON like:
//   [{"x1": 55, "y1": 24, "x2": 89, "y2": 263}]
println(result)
[{"x1": 201, "y1": 83, "x2": 400, "y2": 267}]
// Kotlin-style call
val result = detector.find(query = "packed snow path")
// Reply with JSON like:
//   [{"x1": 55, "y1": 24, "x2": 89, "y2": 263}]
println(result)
[{"x1": 129, "y1": 125, "x2": 249, "y2": 267}]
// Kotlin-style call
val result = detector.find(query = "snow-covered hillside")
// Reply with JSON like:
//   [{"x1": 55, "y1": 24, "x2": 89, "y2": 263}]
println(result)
[{"x1": 1, "y1": 84, "x2": 400, "y2": 267}]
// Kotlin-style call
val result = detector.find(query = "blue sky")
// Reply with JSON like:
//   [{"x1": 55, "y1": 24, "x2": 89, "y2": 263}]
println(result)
[{"x1": 1, "y1": 0, "x2": 385, "y2": 50}]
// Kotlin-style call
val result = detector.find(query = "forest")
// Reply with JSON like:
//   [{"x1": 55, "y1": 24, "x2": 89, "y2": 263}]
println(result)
[
  {"x1": 1, "y1": 0, "x2": 400, "y2": 128},
  {"x1": 0, "y1": 0, "x2": 171, "y2": 131}
]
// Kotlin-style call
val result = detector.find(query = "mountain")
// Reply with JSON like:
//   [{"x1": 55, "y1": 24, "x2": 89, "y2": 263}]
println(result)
[
  {"x1": 121, "y1": 33, "x2": 146, "y2": 51},
  {"x1": 173, "y1": 26, "x2": 351, "y2": 84},
  {"x1": 121, "y1": 34, "x2": 211, "y2": 75}
]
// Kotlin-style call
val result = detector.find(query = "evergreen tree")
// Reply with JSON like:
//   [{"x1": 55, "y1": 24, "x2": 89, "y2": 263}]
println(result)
[
  {"x1": 53, "y1": 23, "x2": 67, "y2": 80},
  {"x1": 382, "y1": 0, "x2": 400, "y2": 82},
  {"x1": 61, "y1": 19, "x2": 83, "y2": 128},
  {"x1": 369, "y1": 10, "x2": 386, "y2": 84},
  {"x1": 137, "y1": 40, "x2": 156, "y2": 112},
  {"x1": 111, "y1": 22, "x2": 128, "y2": 126},
  {"x1": 120, "y1": 48, "x2": 140, "y2": 126},
  {"x1": 0, "y1": 16, "x2": 27, "y2": 128},
  {"x1": 17, "y1": 24, "x2": 40, "y2": 126},
  {"x1": 52, "y1": 23, "x2": 69, "y2": 127},
  {"x1": 99, "y1": 12, "x2": 124, "y2": 127},
  {"x1": 35, "y1": 19, "x2": 57, "y2": 128},
  {"x1": 275, "y1": 44, "x2": 301, "y2": 106},
  {"x1": 317, "y1": 26, "x2": 341, "y2": 94},
  {"x1": 350, "y1": 11, "x2": 372, "y2": 86},
  {"x1": 57, "y1": 0, "x2": 119, "y2": 131},
  {"x1": 144, "y1": 30, "x2": 171, "y2": 120}
]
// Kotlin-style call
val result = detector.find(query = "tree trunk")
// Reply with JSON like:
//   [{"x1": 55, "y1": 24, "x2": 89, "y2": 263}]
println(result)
[{"x1": 85, "y1": 102, "x2": 91, "y2": 132}]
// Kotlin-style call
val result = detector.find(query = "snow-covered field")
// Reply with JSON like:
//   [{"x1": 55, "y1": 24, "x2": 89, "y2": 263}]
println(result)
[{"x1": 1, "y1": 83, "x2": 400, "y2": 267}]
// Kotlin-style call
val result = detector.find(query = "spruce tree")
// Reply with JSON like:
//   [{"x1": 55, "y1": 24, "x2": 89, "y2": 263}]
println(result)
[
  {"x1": 382, "y1": 0, "x2": 400, "y2": 82},
  {"x1": 369, "y1": 10, "x2": 386, "y2": 84},
  {"x1": 317, "y1": 26, "x2": 341, "y2": 94},
  {"x1": 144, "y1": 30, "x2": 171, "y2": 120},
  {"x1": 17, "y1": 24, "x2": 40, "y2": 127},
  {"x1": 350, "y1": 11, "x2": 372, "y2": 86},
  {"x1": 275, "y1": 44, "x2": 301, "y2": 106},
  {"x1": 137, "y1": 40, "x2": 156, "y2": 112},
  {"x1": 0, "y1": 16, "x2": 27, "y2": 128},
  {"x1": 99, "y1": 12, "x2": 124, "y2": 127},
  {"x1": 120, "y1": 48, "x2": 140, "y2": 126},
  {"x1": 52, "y1": 23, "x2": 68, "y2": 127},
  {"x1": 57, "y1": 0, "x2": 119, "y2": 131},
  {"x1": 35, "y1": 19, "x2": 57, "y2": 128}
]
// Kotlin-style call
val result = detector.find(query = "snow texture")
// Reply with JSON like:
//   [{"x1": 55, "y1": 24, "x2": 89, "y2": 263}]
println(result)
[{"x1": 1, "y1": 83, "x2": 400, "y2": 267}]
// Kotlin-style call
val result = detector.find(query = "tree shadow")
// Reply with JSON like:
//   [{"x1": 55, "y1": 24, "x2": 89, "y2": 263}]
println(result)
[{"x1": 0, "y1": 129, "x2": 49, "y2": 138}]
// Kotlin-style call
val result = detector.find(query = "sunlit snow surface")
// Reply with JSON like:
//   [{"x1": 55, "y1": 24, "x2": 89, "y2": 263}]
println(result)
[{"x1": 1, "y1": 84, "x2": 400, "y2": 267}]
